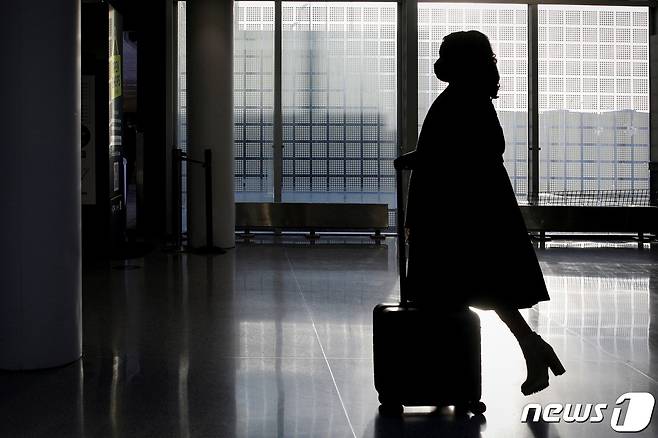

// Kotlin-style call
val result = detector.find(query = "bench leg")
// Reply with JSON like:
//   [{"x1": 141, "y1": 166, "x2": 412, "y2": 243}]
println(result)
[
  {"x1": 529, "y1": 231, "x2": 550, "y2": 249},
  {"x1": 305, "y1": 230, "x2": 320, "y2": 242},
  {"x1": 238, "y1": 229, "x2": 255, "y2": 243},
  {"x1": 636, "y1": 232, "x2": 646, "y2": 249},
  {"x1": 370, "y1": 230, "x2": 385, "y2": 244},
  {"x1": 530, "y1": 231, "x2": 549, "y2": 241}
]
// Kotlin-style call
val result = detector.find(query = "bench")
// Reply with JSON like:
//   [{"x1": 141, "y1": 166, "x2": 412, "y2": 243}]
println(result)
[
  {"x1": 235, "y1": 202, "x2": 389, "y2": 241},
  {"x1": 519, "y1": 205, "x2": 658, "y2": 245}
]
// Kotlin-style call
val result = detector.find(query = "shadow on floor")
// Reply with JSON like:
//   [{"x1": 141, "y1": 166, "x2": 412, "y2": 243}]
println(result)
[{"x1": 365, "y1": 409, "x2": 486, "y2": 438}]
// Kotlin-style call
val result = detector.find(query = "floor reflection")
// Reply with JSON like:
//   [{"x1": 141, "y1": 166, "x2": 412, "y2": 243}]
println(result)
[
  {"x1": 525, "y1": 419, "x2": 562, "y2": 438},
  {"x1": 1, "y1": 237, "x2": 657, "y2": 437},
  {"x1": 537, "y1": 274, "x2": 652, "y2": 376}
]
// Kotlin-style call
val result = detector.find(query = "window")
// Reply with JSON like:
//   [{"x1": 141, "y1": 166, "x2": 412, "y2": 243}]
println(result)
[
  {"x1": 282, "y1": 2, "x2": 397, "y2": 212},
  {"x1": 418, "y1": 3, "x2": 528, "y2": 200},
  {"x1": 176, "y1": 2, "x2": 188, "y2": 229},
  {"x1": 176, "y1": 1, "x2": 653, "y2": 226},
  {"x1": 538, "y1": 5, "x2": 649, "y2": 204},
  {"x1": 234, "y1": 2, "x2": 275, "y2": 201}
]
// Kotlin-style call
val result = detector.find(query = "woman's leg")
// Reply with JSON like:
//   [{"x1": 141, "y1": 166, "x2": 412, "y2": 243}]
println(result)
[
  {"x1": 494, "y1": 306, "x2": 566, "y2": 396},
  {"x1": 495, "y1": 307, "x2": 532, "y2": 340}
]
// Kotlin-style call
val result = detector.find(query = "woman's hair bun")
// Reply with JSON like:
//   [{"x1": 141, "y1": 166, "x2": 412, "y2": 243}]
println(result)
[{"x1": 433, "y1": 30, "x2": 500, "y2": 99}]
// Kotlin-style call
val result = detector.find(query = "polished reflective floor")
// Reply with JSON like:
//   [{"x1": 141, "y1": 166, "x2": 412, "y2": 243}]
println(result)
[{"x1": 1, "y1": 236, "x2": 657, "y2": 437}]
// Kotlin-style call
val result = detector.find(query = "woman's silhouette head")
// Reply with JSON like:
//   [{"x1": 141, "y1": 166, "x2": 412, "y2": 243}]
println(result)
[{"x1": 434, "y1": 30, "x2": 500, "y2": 99}]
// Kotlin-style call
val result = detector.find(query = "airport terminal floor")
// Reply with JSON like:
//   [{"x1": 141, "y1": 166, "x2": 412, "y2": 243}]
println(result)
[{"x1": 1, "y1": 237, "x2": 657, "y2": 437}]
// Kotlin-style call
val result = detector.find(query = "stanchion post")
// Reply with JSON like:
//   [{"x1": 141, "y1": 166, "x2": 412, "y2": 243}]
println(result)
[{"x1": 188, "y1": 148, "x2": 225, "y2": 255}]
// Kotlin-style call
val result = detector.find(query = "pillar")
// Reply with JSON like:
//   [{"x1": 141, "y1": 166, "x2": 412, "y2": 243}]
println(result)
[
  {"x1": 0, "y1": 1, "x2": 82, "y2": 369},
  {"x1": 186, "y1": 0, "x2": 235, "y2": 249}
]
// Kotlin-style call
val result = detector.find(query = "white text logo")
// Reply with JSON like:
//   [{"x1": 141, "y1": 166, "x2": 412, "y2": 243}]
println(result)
[{"x1": 521, "y1": 392, "x2": 655, "y2": 433}]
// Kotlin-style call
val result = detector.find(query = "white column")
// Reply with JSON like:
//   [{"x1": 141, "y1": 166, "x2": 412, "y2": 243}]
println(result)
[
  {"x1": 0, "y1": 1, "x2": 82, "y2": 369},
  {"x1": 186, "y1": 0, "x2": 235, "y2": 249}
]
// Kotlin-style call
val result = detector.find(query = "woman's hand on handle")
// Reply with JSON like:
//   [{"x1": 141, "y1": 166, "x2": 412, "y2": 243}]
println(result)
[{"x1": 394, "y1": 151, "x2": 417, "y2": 170}]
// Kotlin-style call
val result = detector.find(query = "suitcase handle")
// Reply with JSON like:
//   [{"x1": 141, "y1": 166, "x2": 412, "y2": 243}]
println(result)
[{"x1": 394, "y1": 156, "x2": 413, "y2": 305}]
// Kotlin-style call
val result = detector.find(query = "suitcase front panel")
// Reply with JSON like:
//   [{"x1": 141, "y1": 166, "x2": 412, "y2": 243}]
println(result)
[{"x1": 373, "y1": 304, "x2": 481, "y2": 406}]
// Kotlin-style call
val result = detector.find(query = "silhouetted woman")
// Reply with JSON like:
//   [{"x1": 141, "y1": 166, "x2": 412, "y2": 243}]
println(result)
[{"x1": 396, "y1": 31, "x2": 565, "y2": 395}]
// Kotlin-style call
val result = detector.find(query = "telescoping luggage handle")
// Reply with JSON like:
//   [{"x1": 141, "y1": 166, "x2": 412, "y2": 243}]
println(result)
[{"x1": 394, "y1": 158, "x2": 412, "y2": 305}]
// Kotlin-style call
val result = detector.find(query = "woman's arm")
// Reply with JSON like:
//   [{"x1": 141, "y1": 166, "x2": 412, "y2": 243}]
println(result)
[{"x1": 394, "y1": 151, "x2": 417, "y2": 170}]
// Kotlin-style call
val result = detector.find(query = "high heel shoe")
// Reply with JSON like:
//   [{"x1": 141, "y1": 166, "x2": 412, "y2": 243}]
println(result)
[{"x1": 519, "y1": 332, "x2": 566, "y2": 396}]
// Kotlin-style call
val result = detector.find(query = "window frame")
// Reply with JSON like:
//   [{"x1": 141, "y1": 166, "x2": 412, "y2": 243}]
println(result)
[{"x1": 175, "y1": 0, "x2": 656, "y2": 210}]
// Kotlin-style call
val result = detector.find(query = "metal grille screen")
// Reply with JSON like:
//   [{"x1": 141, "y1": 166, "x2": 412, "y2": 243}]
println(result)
[
  {"x1": 178, "y1": 2, "x2": 652, "y2": 230},
  {"x1": 538, "y1": 5, "x2": 650, "y2": 200},
  {"x1": 176, "y1": 2, "x2": 188, "y2": 230},
  {"x1": 281, "y1": 2, "x2": 397, "y2": 211},
  {"x1": 418, "y1": 3, "x2": 529, "y2": 200},
  {"x1": 234, "y1": 2, "x2": 275, "y2": 202}
]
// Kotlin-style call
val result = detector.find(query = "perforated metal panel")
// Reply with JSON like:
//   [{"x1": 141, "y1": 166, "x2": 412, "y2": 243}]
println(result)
[
  {"x1": 281, "y1": 2, "x2": 397, "y2": 210},
  {"x1": 538, "y1": 5, "x2": 650, "y2": 194},
  {"x1": 234, "y1": 2, "x2": 275, "y2": 201},
  {"x1": 177, "y1": 2, "x2": 652, "y2": 232},
  {"x1": 417, "y1": 3, "x2": 528, "y2": 200},
  {"x1": 177, "y1": 2, "x2": 188, "y2": 231}
]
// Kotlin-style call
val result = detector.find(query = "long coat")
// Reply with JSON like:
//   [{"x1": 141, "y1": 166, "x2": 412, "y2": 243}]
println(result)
[{"x1": 405, "y1": 84, "x2": 549, "y2": 310}]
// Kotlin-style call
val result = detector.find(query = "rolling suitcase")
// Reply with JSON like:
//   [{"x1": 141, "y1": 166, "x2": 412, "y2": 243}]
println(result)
[{"x1": 372, "y1": 161, "x2": 486, "y2": 416}]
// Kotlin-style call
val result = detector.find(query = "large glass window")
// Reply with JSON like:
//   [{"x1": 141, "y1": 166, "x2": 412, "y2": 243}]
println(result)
[
  {"x1": 281, "y1": 2, "x2": 397, "y2": 215},
  {"x1": 176, "y1": 1, "x2": 653, "y2": 230},
  {"x1": 178, "y1": 1, "x2": 397, "y2": 224},
  {"x1": 234, "y1": 2, "x2": 275, "y2": 202},
  {"x1": 418, "y1": 3, "x2": 528, "y2": 200},
  {"x1": 176, "y1": 2, "x2": 188, "y2": 230},
  {"x1": 538, "y1": 5, "x2": 649, "y2": 203}
]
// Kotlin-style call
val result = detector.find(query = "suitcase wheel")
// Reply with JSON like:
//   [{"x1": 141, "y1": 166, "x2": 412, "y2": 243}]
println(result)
[
  {"x1": 468, "y1": 400, "x2": 486, "y2": 415},
  {"x1": 378, "y1": 402, "x2": 403, "y2": 416},
  {"x1": 455, "y1": 400, "x2": 487, "y2": 416}
]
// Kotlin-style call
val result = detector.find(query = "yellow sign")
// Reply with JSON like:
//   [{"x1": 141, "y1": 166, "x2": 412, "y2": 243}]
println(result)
[{"x1": 109, "y1": 37, "x2": 122, "y2": 100}]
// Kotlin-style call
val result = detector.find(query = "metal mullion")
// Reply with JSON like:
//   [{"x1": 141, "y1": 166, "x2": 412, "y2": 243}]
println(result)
[
  {"x1": 274, "y1": 0, "x2": 283, "y2": 202},
  {"x1": 401, "y1": 0, "x2": 417, "y2": 157},
  {"x1": 397, "y1": 0, "x2": 418, "y2": 228},
  {"x1": 528, "y1": 3, "x2": 540, "y2": 204},
  {"x1": 650, "y1": 6, "x2": 657, "y2": 206}
]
